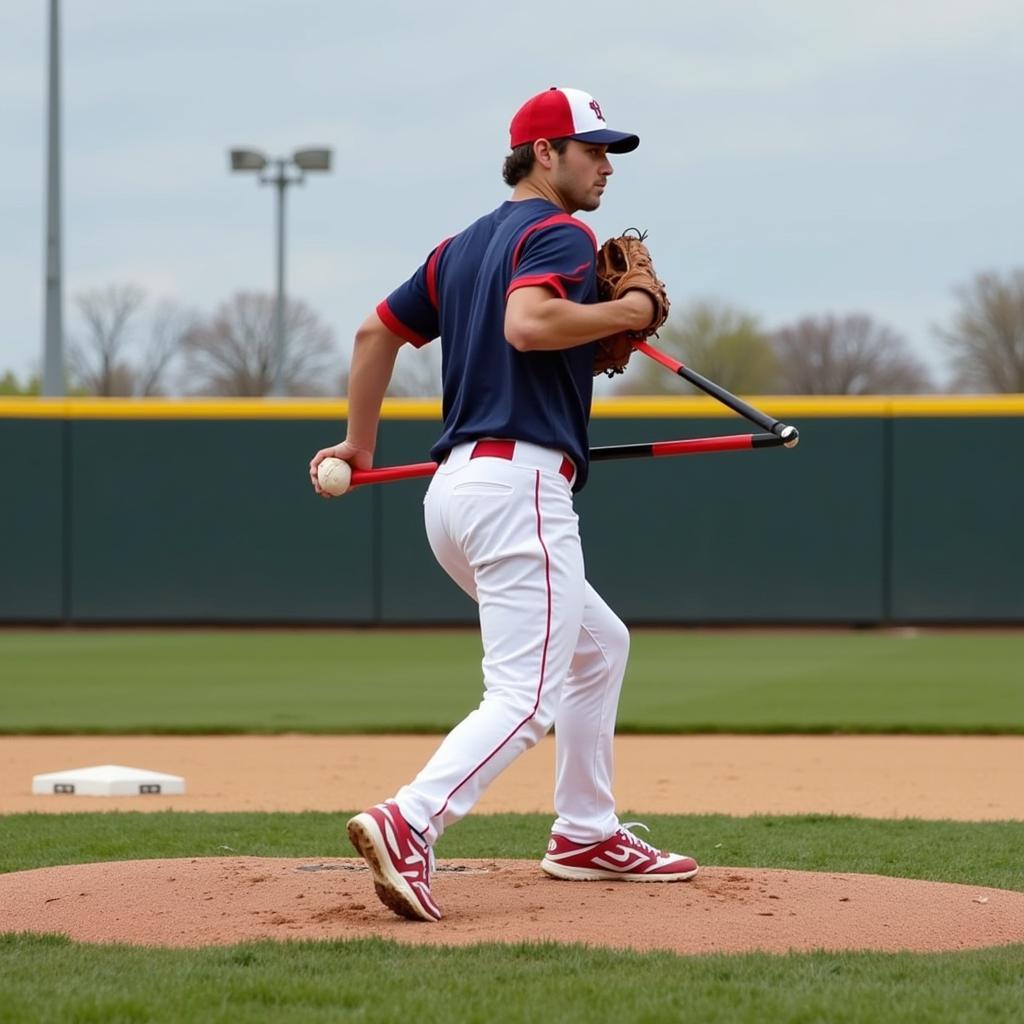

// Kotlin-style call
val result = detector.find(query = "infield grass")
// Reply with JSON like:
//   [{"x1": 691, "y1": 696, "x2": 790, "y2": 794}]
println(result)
[
  {"x1": 1, "y1": 813, "x2": 1023, "y2": 1024},
  {"x1": 3, "y1": 811, "x2": 1024, "y2": 891},
  {"x1": 1, "y1": 629, "x2": 1022, "y2": 734}
]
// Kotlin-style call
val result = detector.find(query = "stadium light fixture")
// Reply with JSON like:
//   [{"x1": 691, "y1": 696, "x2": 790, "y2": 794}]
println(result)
[
  {"x1": 293, "y1": 148, "x2": 332, "y2": 172},
  {"x1": 229, "y1": 148, "x2": 269, "y2": 172},
  {"x1": 228, "y1": 146, "x2": 334, "y2": 396}
]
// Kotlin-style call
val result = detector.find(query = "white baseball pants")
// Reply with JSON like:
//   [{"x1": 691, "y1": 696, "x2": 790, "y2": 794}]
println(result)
[{"x1": 393, "y1": 440, "x2": 629, "y2": 847}]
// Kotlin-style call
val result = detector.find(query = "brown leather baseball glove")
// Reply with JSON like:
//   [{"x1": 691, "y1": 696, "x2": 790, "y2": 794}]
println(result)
[{"x1": 593, "y1": 229, "x2": 671, "y2": 377}]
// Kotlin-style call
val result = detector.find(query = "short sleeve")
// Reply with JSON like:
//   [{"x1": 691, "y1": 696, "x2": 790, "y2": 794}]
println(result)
[
  {"x1": 377, "y1": 239, "x2": 450, "y2": 347},
  {"x1": 507, "y1": 219, "x2": 597, "y2": 304}
]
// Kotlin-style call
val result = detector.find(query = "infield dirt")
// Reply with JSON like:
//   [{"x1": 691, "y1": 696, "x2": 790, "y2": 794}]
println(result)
[{"x1": 3, "y1": 734, "x2": 1023, "y2": 819}]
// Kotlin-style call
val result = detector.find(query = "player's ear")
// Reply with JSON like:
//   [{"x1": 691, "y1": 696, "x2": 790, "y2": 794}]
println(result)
[{"x1": 533, "y1": 138, "x2": 556, "y2": 169}]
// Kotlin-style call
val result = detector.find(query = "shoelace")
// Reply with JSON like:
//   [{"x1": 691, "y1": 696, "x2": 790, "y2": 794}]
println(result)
[
  {"x1": 410, "y1": 830, "x2": 436, "y2": 877},
  {"x1": 619, "y1": 821, "x2": 661, "y2": 856}
]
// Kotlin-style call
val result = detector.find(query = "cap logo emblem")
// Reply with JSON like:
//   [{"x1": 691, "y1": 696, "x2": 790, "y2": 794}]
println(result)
[{"x1": 588, "y1": 99, "x2": 605, "y2": 122}]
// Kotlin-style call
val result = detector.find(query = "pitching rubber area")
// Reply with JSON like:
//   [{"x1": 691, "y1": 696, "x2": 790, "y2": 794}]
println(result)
[{"x1": 3, "y1": 856, "x2": 1022, "y2": 954}]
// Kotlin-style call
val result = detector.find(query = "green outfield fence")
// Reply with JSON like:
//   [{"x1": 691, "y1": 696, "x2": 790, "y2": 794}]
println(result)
[{"x1": 2, "y1": 395, "x2": 1022, "y2": 624}]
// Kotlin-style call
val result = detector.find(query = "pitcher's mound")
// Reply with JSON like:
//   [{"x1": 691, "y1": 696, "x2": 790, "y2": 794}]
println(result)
[{"x1": 2, "y1": 857, "x2": 1021, "y2": 955}]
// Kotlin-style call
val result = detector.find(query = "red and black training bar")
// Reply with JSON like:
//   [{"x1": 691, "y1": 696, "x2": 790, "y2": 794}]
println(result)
[
  {"x1": 347, "y1": 432, "x2": 785, "y2": 489},
  {"x1": 590, "y1": 432, "x2": 787, "y2": 463},
  {"x1": 343, "y1": 341, "x2": 799, "y2": 489}
]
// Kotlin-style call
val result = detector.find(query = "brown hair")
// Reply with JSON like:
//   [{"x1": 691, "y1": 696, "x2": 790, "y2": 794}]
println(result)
[{"x1": 502, "y1": 138, "x2": 571, "y2": 187}]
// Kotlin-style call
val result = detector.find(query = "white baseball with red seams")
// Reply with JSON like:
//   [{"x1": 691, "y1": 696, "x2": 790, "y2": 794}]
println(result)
[
  {"x1": 316, "y1": 457, "x2": 352, "y2": 496},
  {"x1": 390, "y1": 440, "x2": 629, "y2": 847}
]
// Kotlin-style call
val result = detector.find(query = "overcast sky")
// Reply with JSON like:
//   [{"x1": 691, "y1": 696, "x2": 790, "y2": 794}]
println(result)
[{"x1": 2, "y1": 0, "x2": 1021, "y2": 390}]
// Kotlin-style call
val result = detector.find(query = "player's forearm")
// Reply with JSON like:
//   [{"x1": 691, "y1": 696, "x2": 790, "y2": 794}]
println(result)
[
  {"x1": 504, "y1": 291, "x2": 652, "y2": 352},
  {"x1": 344, "y1": 316, "x2": 406, "y2": 454}
]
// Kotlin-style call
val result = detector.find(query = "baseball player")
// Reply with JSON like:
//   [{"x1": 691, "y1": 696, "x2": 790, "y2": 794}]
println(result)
[{"x1": 310, "y1": 87, "x2": 698, "y2": 922}]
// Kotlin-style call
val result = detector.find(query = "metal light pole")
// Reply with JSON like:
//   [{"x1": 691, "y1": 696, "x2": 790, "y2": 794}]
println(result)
[
  {"x1": 229, "y1": 147, "x2": 332, "y2": 396},
  {"x1": 270, "y1": 160, "x2": 288, "y2": 398},
  {"x1": 42, "y1": 0, "x2": 64, "y2": 396}
]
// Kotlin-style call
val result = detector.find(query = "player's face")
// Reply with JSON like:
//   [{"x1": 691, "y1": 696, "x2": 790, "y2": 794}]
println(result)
[{"x1": 552, "y1": 141, "x2": 614, "y2": 213}]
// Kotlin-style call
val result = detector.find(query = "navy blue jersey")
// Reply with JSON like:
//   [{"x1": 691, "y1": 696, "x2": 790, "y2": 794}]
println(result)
[{"x1": 377, "y1": 198, "x2": 599, "y2": 489}]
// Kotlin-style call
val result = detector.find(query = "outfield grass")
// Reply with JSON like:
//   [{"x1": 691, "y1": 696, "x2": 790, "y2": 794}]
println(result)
[
  {"x1": 1, "y1": 629, "x2": 1022, "y2": 734},
  {"x1": 2, "y1": 813, "x2": 1023, "y2": 1024}
]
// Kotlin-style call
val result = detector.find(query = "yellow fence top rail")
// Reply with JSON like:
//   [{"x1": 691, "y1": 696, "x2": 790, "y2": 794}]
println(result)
[{"x1": 2, "y1": 394, "x2": 1023, "y2": 420}]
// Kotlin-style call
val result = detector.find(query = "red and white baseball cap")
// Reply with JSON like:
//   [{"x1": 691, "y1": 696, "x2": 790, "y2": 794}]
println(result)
[{"x1": 509, "y1": 87, "x2": 639, "y2": 154}]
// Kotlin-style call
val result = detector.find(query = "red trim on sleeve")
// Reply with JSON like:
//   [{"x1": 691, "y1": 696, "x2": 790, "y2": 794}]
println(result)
[
  {"x1": 510, "y1": 214, "x2": 598, "y2": 272},
  {"x1": 506, "y1": 273, "x2": 568, "y2": 300},
  {"x1": 375, "y1": 299, "x2": 430, "y2": 348},
  {"x1": 425, "y1": 237, "x2": 454, "y2": 310}
]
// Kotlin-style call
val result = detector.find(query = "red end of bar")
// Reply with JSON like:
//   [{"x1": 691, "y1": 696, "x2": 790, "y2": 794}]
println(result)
[
  {"x1": 635, "y1": 340, "x2": 684, "y2": 373},
  {"x1": 350, "y1": 461, "x2": 439, "y2": 488},
  {"x1": 651, "y1": 435, "x2": 755, "y2": 457}
]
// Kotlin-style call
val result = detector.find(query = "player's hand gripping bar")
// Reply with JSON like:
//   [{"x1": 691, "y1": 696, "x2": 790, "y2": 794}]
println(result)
[
  {"x1": 634, "y1": 340, "x2": 800, "y2": 448},
  {"x1": 347, "y1": 431, "x2": 786, "y2": 489}
]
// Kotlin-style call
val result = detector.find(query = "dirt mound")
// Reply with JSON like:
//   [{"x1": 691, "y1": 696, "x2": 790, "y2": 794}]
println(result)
[{"x1": 2, "y1": 857, "x2": 1021, "y2": 954}]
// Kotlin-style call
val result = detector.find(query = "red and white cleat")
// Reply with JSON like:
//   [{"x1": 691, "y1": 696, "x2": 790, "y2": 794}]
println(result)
[
  {"x1": 346, "y1": 800, "x2": 442, "y2": 921},
  {"x1": 541, "y1": 822, "x2": 699, "y2": 882}
]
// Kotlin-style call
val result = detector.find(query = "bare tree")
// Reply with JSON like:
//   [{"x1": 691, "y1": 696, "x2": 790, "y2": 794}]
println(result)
[
  {"x1": 385, "y1": 342, "x2": 443, "y2": 397},
  {"x1": 771, "y1": 314, "x2": 932, "y2": 394},
  {"x1": 936, "y1": 269, "x2": 1024, "y2": 393},
  {"x1": 67, "y1": 285, "x2": 195, "y2": 396},
  {"x1": 335, "y1": 332, "x2": 443, "y2": 398},
  {"x1": 616, "y1": 300, "x2": 779, "y2": 395},
  {"x1": 140, "y1": 301, "x2": 199, "y2": 396},
  {"x1": 68, "y1": 284, "x2": 146, "y2": 396},
  {"x1": 181, "y1": 292, "x2": 338, "y2": 396}
]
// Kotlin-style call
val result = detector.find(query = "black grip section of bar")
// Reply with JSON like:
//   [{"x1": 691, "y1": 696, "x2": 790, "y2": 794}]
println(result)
[
  {"x1": 590, "y1": 443, "x2": 656, "y2": 462},
  {"x1": 676, "y1": 365, "x2": 780, "y2": 433}
]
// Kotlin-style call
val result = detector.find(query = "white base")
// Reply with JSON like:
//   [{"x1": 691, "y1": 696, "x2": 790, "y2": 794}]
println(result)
[{"x1": 32, "y1": 764, "x2": 186, "y2": 797}]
